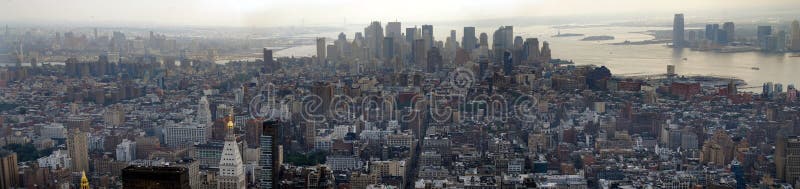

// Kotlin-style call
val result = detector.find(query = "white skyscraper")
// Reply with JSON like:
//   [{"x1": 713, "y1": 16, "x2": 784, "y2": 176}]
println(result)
[
  {"x1": 197, "y1": 96, "x2": 212, "y2": 126},
  {"x1": 218, "y1": 117, "x2": 246, "y2": 189},
  {"x1": 115, "y1": 139, "x2": 136, "y2": 162}
]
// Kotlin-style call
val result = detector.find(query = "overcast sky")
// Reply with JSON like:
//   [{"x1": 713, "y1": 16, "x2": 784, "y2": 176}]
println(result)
[{"x1": 2, "y1": 0, "x2": 799, "y2": 27}]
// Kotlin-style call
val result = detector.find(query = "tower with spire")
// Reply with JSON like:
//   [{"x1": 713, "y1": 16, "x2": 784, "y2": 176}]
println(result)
[
  {"x1": 218, "y1": 112, "x2": 246, "y2": 189},
  {"x1": 80, "y1": 171, "x2": 90, "y2": 189}
]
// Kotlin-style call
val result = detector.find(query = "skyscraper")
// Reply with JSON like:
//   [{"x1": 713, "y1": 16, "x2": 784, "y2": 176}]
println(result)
[
  {"x1": 705, "y1": 24, "x2": 722, "y2": 43},
  {"x1": 790, "y1": 20, "x2": 800, "y2": 51},
  {"x1": 503, "y1": 51, "x2": 513, "y2": 75},
  {"x1": 426, "y1": 47, "x2": 442, "y2": 73},
  {"x1": 757, "y1": 26, "x2": 773, "y2": 50},
  {"x1": 311, "y1": 82, "x2": 333, "y2": 115},
  {"x1": 775, "y1": 135, "x2": 800, "y2": 184},
  {"x1": 479, "y1": 33, "x2": 489, "y2": 49},
  {"x1": 450, "y1": 30, "x2": 457, "y2": 43},
  {"x1": 197, "y1": 96, "x2": 212, "y2": 126},
  {"x1": 523, "y1": 38, "x2": 540, "y2": 64},
  {"x1": 68, "y1": 129, "x2": 89, "y2": 173},
  {"x1": 122, "y1": 166, "x2": 191, "y2": 189},
  {"x1": 405, "y1": 27, "x2": 417, "y2": 45},
  {"x1": 776, "y1": 30, "x2": 787, "y2": 52},
  {"x1": 422, "y1": 25, "x2": 434, "y2": 48},
  {"x1": 413, "y1": 39, "x2": 426, "y2": 68},
  {"x1": 723, "y1": 22, "x2": 735, "y2": 43},
  {"x1": 259, "y1": 120, "x2": 283, "y2": 189},
  {"x1": 383, "y1": 37, "x2": 394, "y2": 61},
  {"x1": 316, "y1": 37, "x2": 326, "y2": 64},
  {"x1": 263, "y1": 48, "x2": 273, "y2": 64},
  {"x1": 115, "y1": 139, "x2": 136, "y2": 162},
  {"x1": 385, "y1": 22, "x2": 402, "y2": 40},
  {"x1": 462, "y1": 27, "x2": 477, "y2": 52},
  {"x1": 673, "y1": 14, "x2": 684, "y2": 48},
  {"x1": 493, "y1": 26, "x2": 513, "y2": 62},
  {"x1": 365, "y1": 21, "x2": 384, "y2": 59},
  {"x1": 0, "y1": 150, "x2": 19, "y2": 188},
  {"x1": 218, "y1": 117, "x2": 246, "y2": 189}
]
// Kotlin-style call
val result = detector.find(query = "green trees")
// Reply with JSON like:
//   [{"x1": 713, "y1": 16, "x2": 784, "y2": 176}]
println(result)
[{"x1": 3, "y1": 143, "x2": 55, "y2": 162}]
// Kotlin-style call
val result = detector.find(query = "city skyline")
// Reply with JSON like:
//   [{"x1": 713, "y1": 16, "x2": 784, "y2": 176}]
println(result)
[
  {"x1": 3, "y1": 1, "x2": 800, "y2": 188},
  {"x1": 2, "y1": 0, "x2": 800, "y2": 27}
]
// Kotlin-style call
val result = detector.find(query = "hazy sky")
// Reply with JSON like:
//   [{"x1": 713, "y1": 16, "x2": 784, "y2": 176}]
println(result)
[{"x1": 2, "y1": 0, "x2": 799, "y2": 27}]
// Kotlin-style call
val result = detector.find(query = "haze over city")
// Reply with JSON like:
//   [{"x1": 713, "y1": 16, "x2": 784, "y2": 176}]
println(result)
[{"x1": 3, "y1": 0, "x2": 800, "y2": 27}]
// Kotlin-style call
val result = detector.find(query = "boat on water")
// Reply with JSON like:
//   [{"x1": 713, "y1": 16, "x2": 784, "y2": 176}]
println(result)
[{"x1": 751, "y1": 67, "x2": 760, "y2": 70}]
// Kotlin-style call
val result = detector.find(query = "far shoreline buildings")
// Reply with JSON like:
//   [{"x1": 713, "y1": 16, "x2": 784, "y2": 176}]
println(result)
[{"x1": 673, "y1": 13, "x2": 800, "y2": 53}]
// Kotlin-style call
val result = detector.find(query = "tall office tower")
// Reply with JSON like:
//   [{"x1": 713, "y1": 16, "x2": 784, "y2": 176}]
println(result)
[
  {"x1": 723, "y1": 22, "x2": 735, "y2": 43},
  {"x1": 263, "y1": 48, "x2": 273, "y2": 63},
  {"x1": 311, "y1": 82, "x2": 333, "y2": 115},
  {"x1": 513, "y1": 36, "x2": 523, "y2": 49},
  {"x1": 523, "y1": 38, "x2": 540, "y2": 63},
  {"x1": 492, "y1": 26, "x2": 514, "y2": 62},
  {"x1": 68, "y1": 129, "x2": 89, "y2": 173},
  {"x1": 259, "y1": 120, "x2": 282, "y2": 189},
  {"x1": 504, "y1": 26, "x2": 514, "y2": 49},
  {"x1": 0, "y1": 150, "x2": 19, "y2": 188},
  {"x1": 791, "y1": 20, "x2": 800, "y2": 51},
  {"x1": 335, "y1": 33, "x2": 350, "y2": 58},
  {"x1": 757, "y1": 26, "x2": 773, "y2": 49},
  {"x1": 503, "y1": 51, "x2": 513, "y2": 75},
  {"x1": 492, "y1": 26, "x2": 514, "y2": 50},
  {"x1": 122, "y1": 166, "x2": 191, "y2": 189},
  {"x1": 354, "y1": 32, "x2": 364, "y2": 46},
  {"x1": 115, "y1": 139, "x2": 136, "y2": 162},
  {"x1": 326, "y1": 44, "x2": 338, "y2": 64},
  {"x1": 479, "y1": 33, "x2": 489, "y2": 49},
  {"x1": 386, "y1": 22, "x2": 402, "y2": 40},
  {"x1": 198, "y1": 96, "x2": 212, "y2": 126},
  {"x1": 405, "y1": 27, "x2": 417, "y2": 45},
  {"x1": 776, "y1": 30, "x2": 787, "y2": 52},
  {"x1": 413, "y1": 39, "x2": 427, "y2": 67},
  {"x1": 673, "y1": 14, "x2": 685, "y2": 48},
  {"x1": 775, "y1": 135, "x2": 800, "y2": 184},
  {"x1": 365, "y1": 21, "x2": 384, "y2": 59},
  {"x1": 450, "y1": 30, "x2": 457, "y2": 42},
  {"x1": 422, "y1": 25, "x2": 434, "y2": 48},
  {"x1": 383, "y1": 37, "x2": 395, "y2": 62},
  {"x1": 462, "y1": 27, "x2": 477, "y2": 51},
  {"x1": 711, "y1": 24, "x2": 721, "y2": 43},
  {"x1": 540, "y1": 42, "x2": 552, "y2": 64},
  {"x1": 426, "y1": 47, "x2": 442, "y2": 73},
  {"x1": 219, "y1": 118, "x2": 246, "y2": 189},
  {"x1": 316, "y1": 37, "x2": 326, "y2": 64}
]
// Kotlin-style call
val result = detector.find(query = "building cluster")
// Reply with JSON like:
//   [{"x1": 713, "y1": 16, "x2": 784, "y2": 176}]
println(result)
[
  {"x1": 0, "y1": 18, "x2": 797, "y2": 189},
  {"x1": 673, "y1": 14, "x2": 800, "y2": 53}
]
